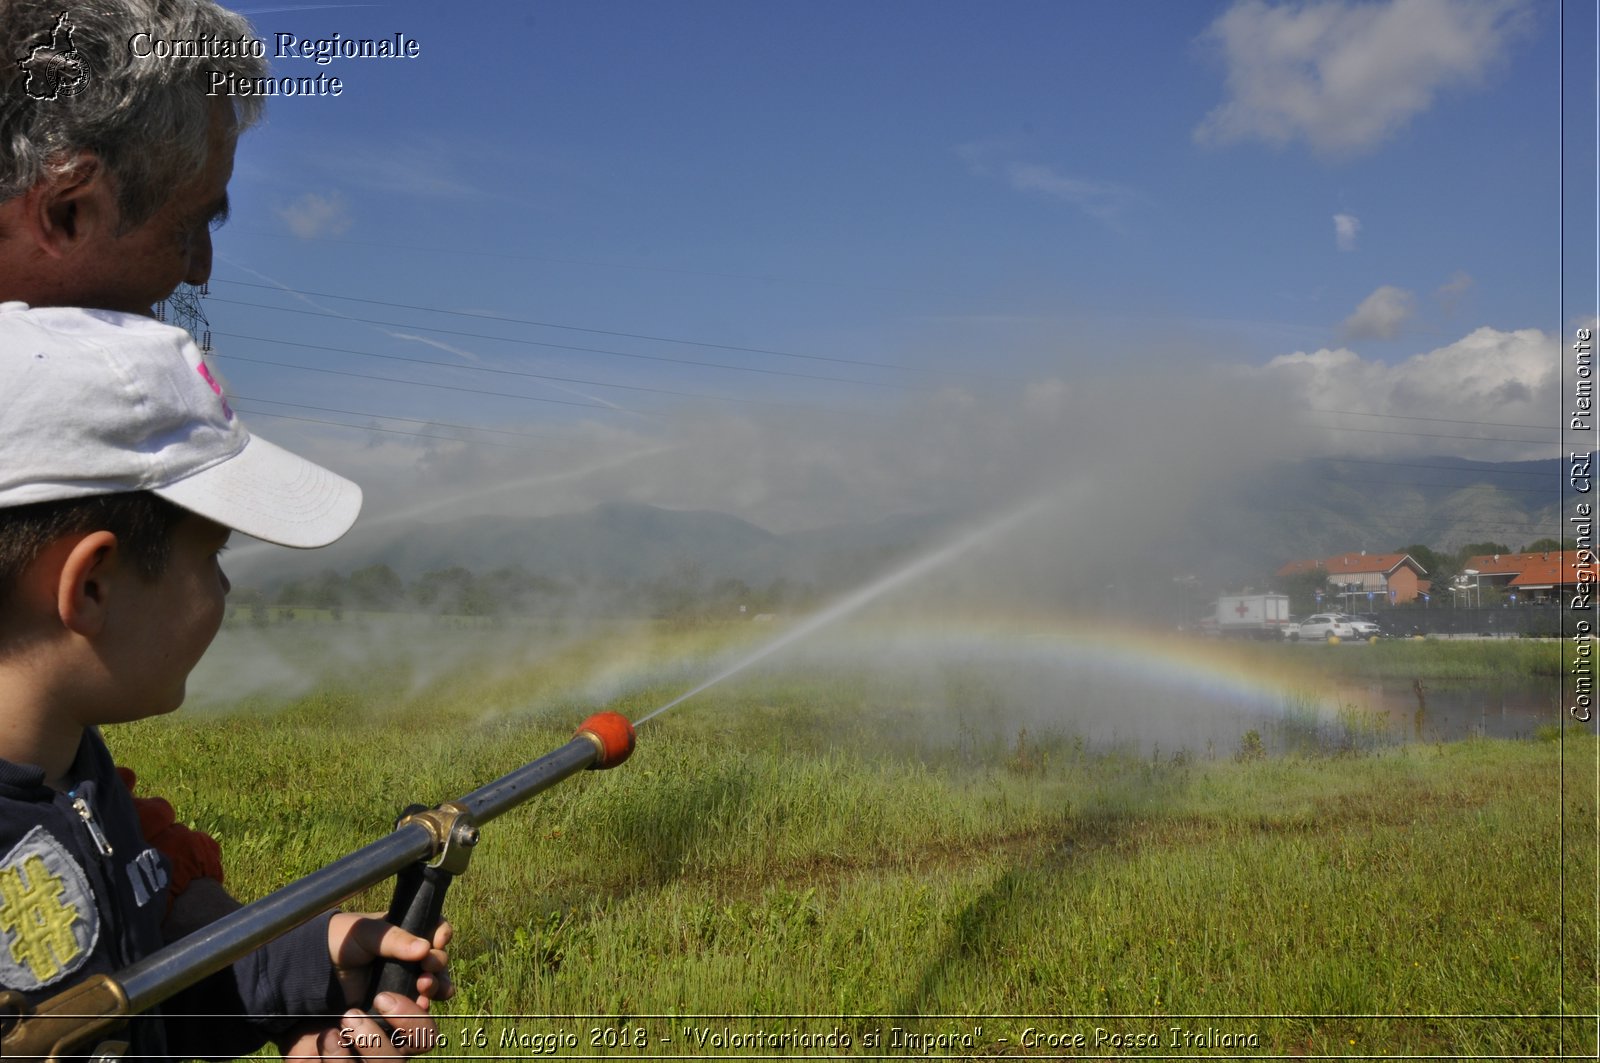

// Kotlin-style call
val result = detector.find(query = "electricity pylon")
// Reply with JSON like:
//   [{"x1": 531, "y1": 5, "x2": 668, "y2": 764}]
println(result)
[{"x1": 154, "y1": 282, "x2": 211, "y2": 353}]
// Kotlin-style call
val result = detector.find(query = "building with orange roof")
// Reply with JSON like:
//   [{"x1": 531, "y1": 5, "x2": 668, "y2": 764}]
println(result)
[
  {"x1": 1275, "y1": 551, "x2": 1428, "y2": 606},
  {"x1": 1459, "y1": 550, "x2": 1591, "y2": 603}
]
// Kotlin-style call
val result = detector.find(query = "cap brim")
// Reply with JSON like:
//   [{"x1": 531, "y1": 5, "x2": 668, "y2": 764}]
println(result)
[{"x1": 153, "y1": 434, "x2": 362, "y2": 548}]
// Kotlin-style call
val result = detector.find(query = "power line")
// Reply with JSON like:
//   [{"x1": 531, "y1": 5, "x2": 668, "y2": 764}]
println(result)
[
  {"x1": 206, "y1": 302, "x2": 925, "y2": 390},
  {"x1": 208, "y1": 282, "x2": 926, "y2": 372},
  {"x1": 205, "y1": 285, "x2": 1558, "y2": 441},
  {"x1": 232, "y1": 406, "x2": 550, "y2": 451},
  {"x1": 213, "y1": 332, "x2": 828, "y2": 411},
  {"x1": 219, "y1": 354, "x2": 629, "y2": 412},
  {"x1": 218, "y1": 236, "x2": 967, "y2": 304},
  {"x1": 230, "y1": 396, "x2": 570, "y2": 442}
]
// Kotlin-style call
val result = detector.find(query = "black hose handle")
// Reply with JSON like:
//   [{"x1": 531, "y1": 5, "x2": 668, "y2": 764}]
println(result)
[
  {"x1": 364, "y1": 860, "x2": 453, "y2": 1006},
  {"x1": 364, "y1": 804, "x2": 449, "y2": 1014}
]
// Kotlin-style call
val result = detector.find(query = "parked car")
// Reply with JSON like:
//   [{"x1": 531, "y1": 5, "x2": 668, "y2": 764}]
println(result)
[
  {"x1": 1282, "y1": 616, "x2": 1303, "y2": 641},
  {"x1": 1346, "y1": 614, "x2": 1382, "y2": 639},
  {"x1": 1298, "y1": 613, "x2": 1358, "y2": 641}
]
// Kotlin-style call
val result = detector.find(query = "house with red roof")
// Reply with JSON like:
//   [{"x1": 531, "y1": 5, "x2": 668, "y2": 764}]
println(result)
[
  {"x1": 1459, "y1": 551, "x2": 1590, "y2": 603},
  {"x1": 1274, "y1": 551, "x2": 1428, "y2": 606}
]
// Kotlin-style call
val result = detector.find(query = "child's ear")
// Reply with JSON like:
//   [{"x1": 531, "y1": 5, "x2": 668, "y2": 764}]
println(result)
[{"x1": 56, "y1": 531, "x2": 119, "y2": 636}]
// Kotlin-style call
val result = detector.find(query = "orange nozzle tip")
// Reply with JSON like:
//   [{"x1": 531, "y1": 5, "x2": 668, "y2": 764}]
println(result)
[{"x1": 576, "y1": 711, "x2": 635, "y2": 769}]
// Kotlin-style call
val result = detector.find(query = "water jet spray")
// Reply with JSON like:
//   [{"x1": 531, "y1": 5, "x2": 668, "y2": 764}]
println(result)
[{"x1": 633, "y1": 494, "x2": 1055, "y2": 727}]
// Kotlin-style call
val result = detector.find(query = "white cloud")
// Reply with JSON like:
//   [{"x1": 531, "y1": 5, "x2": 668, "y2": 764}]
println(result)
[
  {"x1": 1251, "y1": 325, "x2": 1559, "y2": 459},
  {"x1": 277, "y1": 191, "x2": 352, "y2": 239},
  {"x1": 1343, "y1": 285, "x2": 1416, "y2": 339},
  {"x1": 1436, "y1": 270, "x2": 1474, "y2": 309},
  {"x1": 957, "y1": 143, "x2": 1138, "y2": 225},
  {"x1": 307, "y1": 140, "x2": 481, "y2": 200},
  {"x1": 1195, "y1": 0, "x2": 1530, "y2": 157},
  {"x1": 1333, "y1": 213, "x2": 1360, "y2": 251},
  {"x1": 1004, "y1": 163, "x2": 1138, "y2": 223},
  {"x1": 954, "y1": 139, "x2": 1008, "y2": 177}
]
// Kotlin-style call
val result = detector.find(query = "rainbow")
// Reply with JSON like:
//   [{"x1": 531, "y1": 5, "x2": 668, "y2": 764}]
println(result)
[{"x1": 628, "y1": 611, "x2": 1345, "y2": 752}]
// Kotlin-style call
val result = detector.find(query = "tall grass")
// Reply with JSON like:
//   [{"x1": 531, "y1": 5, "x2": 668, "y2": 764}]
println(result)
[
  {"x1": 1273, "y1": 636, "x2": 1562, "y2": 679},
  {"x1": 108, "y1": 620, "x2": 1594, "y2": 1058}
]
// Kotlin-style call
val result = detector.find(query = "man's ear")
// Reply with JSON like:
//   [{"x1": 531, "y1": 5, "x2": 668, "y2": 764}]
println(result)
[
  {"x1": 20, "y1": 153, "x2": 119, "y2": 258},
  {"x1": 55, "y1": 530, "x2": 120, "y2": 637}
]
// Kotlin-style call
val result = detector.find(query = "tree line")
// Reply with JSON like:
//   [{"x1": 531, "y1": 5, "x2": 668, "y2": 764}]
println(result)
[{"x1": 229, "y1": 562, "x2": 815, "y2": 622}]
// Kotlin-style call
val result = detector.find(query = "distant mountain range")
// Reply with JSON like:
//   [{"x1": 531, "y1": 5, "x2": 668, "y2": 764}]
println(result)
[
  {"x1": 1189, "y1": 453, "x2": 1571, "y2": 578},
  {"x1": 236, "y1": 499, "x2": 957, "y2": 593},
  {"x1": 236, "y1": 452, "x2": 1587, "y2": 596}
]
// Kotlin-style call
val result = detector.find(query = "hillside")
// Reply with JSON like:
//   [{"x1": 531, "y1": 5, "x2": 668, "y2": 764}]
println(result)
[
  {"x1": 1182, "y1": 454, "x2": 1567, "y2": 584},
  {"x1": 233, "y1": 501, "x2": 957, "y2": 594}
]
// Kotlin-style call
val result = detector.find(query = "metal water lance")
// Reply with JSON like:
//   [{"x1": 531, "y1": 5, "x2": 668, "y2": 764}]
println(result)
[{"x1": 0, "y1": 712, "x2": 637, "y2": 1062}]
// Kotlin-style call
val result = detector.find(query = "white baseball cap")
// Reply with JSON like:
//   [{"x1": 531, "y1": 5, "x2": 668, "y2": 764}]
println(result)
[{"x1": 0, "y1": 303, "x2": 361, "y2": 548}]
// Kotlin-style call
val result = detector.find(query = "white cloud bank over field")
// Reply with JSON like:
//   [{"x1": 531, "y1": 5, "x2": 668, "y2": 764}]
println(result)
[
  {"x1": 256, "y1": 321, "x2": 1559, "y2": 553},
  {"x1": 1249, "y1": 324, "x2": 1558, "y2": 458}
]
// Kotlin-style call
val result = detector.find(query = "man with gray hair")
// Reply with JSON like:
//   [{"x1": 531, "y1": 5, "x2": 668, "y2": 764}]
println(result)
[
  {"x1": 0, "y1": 2, "x2": 449, "y2": 1057},
  {"x1": 0, "y1": 0, "x2": 265, "y2": 312}
]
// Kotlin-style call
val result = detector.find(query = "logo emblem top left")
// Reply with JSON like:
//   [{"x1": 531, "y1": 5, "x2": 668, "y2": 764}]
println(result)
[{"x1": 19, "y1": 13, "x2": 90, "y2": 102}]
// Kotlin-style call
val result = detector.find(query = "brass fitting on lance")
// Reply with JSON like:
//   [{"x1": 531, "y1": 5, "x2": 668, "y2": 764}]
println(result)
[
  {"x1": 396, "y1": 801, "x2": 479, "y2": 875},
  {"x1": 0, "y1": 974, "x2": 130, "y2": 1062}
]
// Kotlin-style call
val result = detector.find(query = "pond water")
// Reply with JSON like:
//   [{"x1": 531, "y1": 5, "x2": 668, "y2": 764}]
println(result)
[
  {"x1": 738, "y1": 633, "x2": 1574, "y2": 760},
  {"x1": 885, "y1": 663, "x2": 1568, "y2": 759},
  {"x1": 1327, "y1": 676, "x2": 1564, "y2": 743}
]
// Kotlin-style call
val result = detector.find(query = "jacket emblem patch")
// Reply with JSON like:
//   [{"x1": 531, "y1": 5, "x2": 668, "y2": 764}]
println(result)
[
  {"x1": 0, "y1": 826, "x2": 99, "y2": 990},
  {"x1": 126, "y1": 847, "x2": 169, "y2": 909}
]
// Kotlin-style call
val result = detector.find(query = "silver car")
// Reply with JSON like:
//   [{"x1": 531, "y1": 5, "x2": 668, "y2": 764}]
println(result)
[
  {"x1": 1346, "y1": 615, "x2": 1382, "y2": 638},
  {"x1": 1298, "y1": 613, "x2": 1358, "y2": 640}
]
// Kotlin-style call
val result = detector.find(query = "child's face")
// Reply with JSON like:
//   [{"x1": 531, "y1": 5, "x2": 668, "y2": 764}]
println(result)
[{"x1": 98, "y1": 514, "x2": 233, "y2": 722}]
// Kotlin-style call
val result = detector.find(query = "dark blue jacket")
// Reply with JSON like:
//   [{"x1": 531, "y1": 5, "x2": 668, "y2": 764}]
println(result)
[{"x1": 0, "y1": 729, "x2": 343, "y2": 1060}]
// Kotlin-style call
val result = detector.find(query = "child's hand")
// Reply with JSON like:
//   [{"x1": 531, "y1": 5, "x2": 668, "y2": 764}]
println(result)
[
  {"x1": 328, "y1": 912, "x2": 454, "y2": 1009},
  {"x1": 289, "y1": 913, "x2": 454, "y2": 1058}
]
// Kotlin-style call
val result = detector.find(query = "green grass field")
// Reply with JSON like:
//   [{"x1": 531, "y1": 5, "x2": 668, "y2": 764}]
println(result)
[
  {"x1": 112, "y1": 620, "x2": 1596, "y2": 1058},
  {"x1": 1242, "y1": 635, "x2": 1563, "y2": 680}
]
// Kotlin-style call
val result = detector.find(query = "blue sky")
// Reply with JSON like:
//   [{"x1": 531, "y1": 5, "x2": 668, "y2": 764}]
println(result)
[{"x1": 199, "y1": 0, "x2": 1592, "y2": 548}]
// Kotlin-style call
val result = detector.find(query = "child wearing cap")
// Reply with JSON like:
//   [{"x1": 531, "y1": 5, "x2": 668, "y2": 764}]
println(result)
[{"x1": 0, "y1": 304, "x2": 449, "y2": 1058}]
